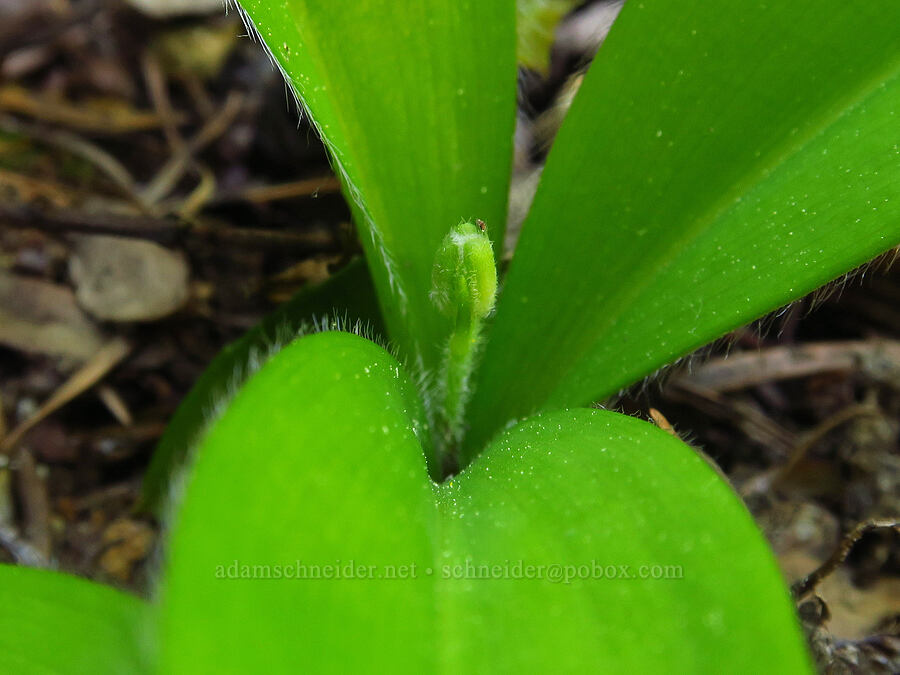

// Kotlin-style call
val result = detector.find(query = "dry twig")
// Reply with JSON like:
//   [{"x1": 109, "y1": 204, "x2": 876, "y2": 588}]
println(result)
[
  {"x1": 672, "y1": 340, "x2": 900, "y2": 393},
  {"x1": 0, "y1": 203, "x2": 338, "y2": 251},
  {"x1": 139, "y1": 91, "x2": 244, "y2": 206},
  {"x1": 792, "y1": 519, "x2": 900, "y2": 599},
  {"x1": 13, "y1": 449, "x2": 52, "y2": 559},
  {"x1": 0, "y1": 338, "x2": 131, "y2": 455},
  {"x1": 740, "y1": 401, "x2": 883, "y2": 497}
]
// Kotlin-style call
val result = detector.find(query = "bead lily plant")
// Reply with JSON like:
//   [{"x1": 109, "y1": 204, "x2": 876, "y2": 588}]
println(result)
[{"x1": 2, "y1": 0, "x2": 899, "y2": 672}]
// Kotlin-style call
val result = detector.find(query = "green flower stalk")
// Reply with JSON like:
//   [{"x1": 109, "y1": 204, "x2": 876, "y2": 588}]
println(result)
[{"x1": 430, "y1": 220, "x2": 498, "y2": 461}]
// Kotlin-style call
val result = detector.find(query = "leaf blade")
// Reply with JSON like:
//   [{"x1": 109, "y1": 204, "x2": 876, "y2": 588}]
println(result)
[
  {"x1": 0, "y1": 564, "x2": 149, "y2": 674},
  {"x1": 236, "y1": 0, "x2": 518, "y2": 373},
  {"x1": 466, "y1": 0, "x2": 900, "y2": 452},
  {"x1": 158, "y1": 332, "x2": 439, "y2": 672},
  {"x1": 442, "y1": 409, "x2": 812, "y2": 672},
  {"x1": 158, "y1": 332, "x2": 810, "y2": 671}
]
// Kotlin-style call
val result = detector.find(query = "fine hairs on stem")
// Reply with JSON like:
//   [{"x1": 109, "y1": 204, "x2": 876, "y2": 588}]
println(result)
[{"x1": 430, "y1": 219, "x2": 498, "y2": 468}]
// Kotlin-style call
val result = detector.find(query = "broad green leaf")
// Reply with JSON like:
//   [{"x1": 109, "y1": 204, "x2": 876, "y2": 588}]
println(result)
[
  {"x1": 236, "y1": 0, "x2": 517, "y2": 376},
  {"x1": 159, "y1": 331, "x2": 810, "y2": 672},
  {"x1": 140, "y1": 258, "x2": 382, "y2": 513},
  {"x1": 465, "y1": 0, "x2": 900, "y2": 454},
  {"x1": 0, "y1": 564, "x2": 149, "y2": 674},
  {"x1": 158, "y1": 331, "x2": 437, "y2": 672},
  {"x1": 437, "y1": 410, "x2": 811, "y2": 672}
]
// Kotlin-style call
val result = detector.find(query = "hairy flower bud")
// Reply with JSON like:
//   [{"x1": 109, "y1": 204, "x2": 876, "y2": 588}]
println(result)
[{"x1": 431, "y1": 220, "x2": 498, "y2": 322}]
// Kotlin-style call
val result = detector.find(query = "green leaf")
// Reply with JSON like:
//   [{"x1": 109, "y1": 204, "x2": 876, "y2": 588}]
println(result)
[
  {"x1": 438, "y1": 410, "x2": 811, "y2": 672},
  {"x1": 158, "y1": 331, "x2": 436, "y2": 671},
  {"x1": 140, "y1": 258, "x2": 382, "y2": 513},
  {"x1": 465, "y1": 0, "x2": 900, "y2": 454},
  {"x1": 0, "y1": 564, "x2": 149, "y2": 674},
  {"x1": 236, "y1": 0, "x2": 517, "y2": 375},
  {"x1": 158, "y1": 332, "x2": 810, "y2": 672}
]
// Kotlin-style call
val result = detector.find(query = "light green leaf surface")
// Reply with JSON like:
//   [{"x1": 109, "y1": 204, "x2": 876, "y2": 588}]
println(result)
[
  {"x1": 159, "y1": 332, "x2": 810, "y2": 672},
  {"x1": 0, "y1": 564, "x2": 149, "y2": 674},
  {"x1": 140, "y1": 258, "x2": 382, "y2": 513},
  {"x1": 466, "y1": 0, "x2": 900, "y2": 453},
  {"x1": 158, "y1": 332, "x2": 436, "y2": 672},
  {"x1": 236, "y1": 0, "x2": 517, "y2": 375}
]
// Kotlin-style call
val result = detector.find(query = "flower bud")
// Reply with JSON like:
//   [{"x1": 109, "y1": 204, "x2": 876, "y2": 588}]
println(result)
[{"x1": 430, "y1": 220, "x2": 497, "y2": 322}]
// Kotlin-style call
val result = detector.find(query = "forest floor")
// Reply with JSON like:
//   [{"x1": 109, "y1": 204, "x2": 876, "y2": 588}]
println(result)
[{"x1": 0, "y1": 1, "x2": 896, "y2": 672}]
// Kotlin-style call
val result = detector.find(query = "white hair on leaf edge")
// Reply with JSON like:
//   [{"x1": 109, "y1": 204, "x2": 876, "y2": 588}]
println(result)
[
  {"x1": 151, "y1": 313, "x2": 388, "y2": 592},
  {"x1": 224, "y1": 0, "x2": 411, "y2": 326}
]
